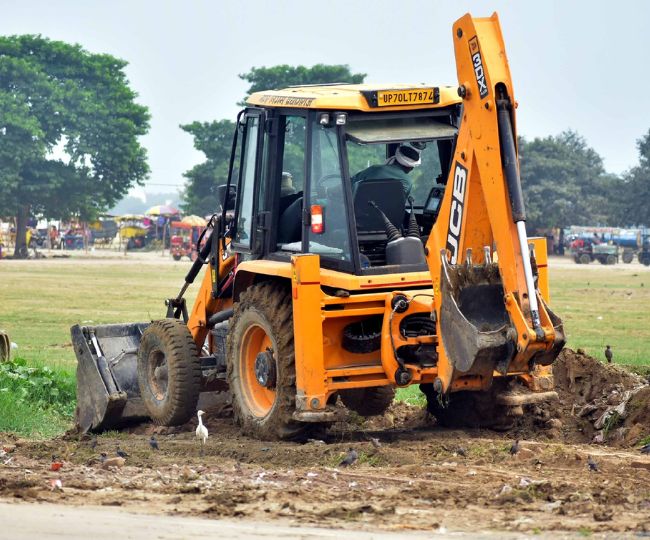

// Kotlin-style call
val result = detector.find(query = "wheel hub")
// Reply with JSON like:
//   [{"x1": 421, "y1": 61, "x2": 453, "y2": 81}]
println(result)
[{"x1": 254, "y1": 348, "x2": 276, "y2": 388}]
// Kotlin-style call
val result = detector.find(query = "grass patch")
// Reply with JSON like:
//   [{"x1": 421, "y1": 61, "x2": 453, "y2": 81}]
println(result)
[
  {"x1": 395, "y1": 385, "x2": 426, "y2": 407},
  {"x1": 550, "y1": 265, "x2": 650, "y2": 366},
  {"x1": 0, "y1": 357, "x2": 75, "y2": 437}
]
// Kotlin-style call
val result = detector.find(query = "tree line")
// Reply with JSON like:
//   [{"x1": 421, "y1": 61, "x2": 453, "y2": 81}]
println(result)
[{"x1": 0, "y1": 35, "x2": 647, "y2": 259}]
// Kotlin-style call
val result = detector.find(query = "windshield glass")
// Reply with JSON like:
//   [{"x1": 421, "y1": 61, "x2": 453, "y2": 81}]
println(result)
[{"x1": 346, "y1": 116, "x2": 454, "y2": 208}]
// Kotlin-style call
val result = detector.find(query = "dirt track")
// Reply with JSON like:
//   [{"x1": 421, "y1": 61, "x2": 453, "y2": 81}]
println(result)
[
  {"x1": 2, "y1": 415, "x2": 650, "y2": 535},
  {"x1": 2, "y1": 351, "x2": 650, "y2": 536}
]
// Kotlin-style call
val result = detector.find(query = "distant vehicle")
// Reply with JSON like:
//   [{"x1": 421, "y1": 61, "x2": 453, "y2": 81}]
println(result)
[
  {"x1": 89, "y1": 219, "x2": 118, "y2": 245},
  {"x1": 63, "y1": 229, "x2": 86, "y2": 250},
  {"x1": 170, "y1": 222, "x2": 205, "y2": 261},
  {"x1": 573, "y1": 240, "x2": 618, "y2": 265}
]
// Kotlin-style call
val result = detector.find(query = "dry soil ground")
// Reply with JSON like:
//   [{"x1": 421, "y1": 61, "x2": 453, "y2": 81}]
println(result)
[
  {"x1": 1, "y1": 253, "x2": 649, "y2": 537},
  {"x1": 2, "y1": 351, "x2": 650, "y2": 538}
]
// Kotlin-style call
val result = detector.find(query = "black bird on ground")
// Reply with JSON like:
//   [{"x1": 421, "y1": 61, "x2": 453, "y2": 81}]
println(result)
[
  {"x1": 587, "y1": 455, "x2": 599, "y2": 472},
  {"x1": 99, "y1": 452, "x2": 108, "y2": 464},
  {"x1": 339, "y1": 448, "x2": 358, "y2": 467},
  {"x1": 509, "y1": 440, "x2": 520, "y2": 456},
  {"x1": 605, "y1": 345, "x2": 613, "y2": 364},
  {"x1": 149, "y1": 435, "x2": 159, "y2": 451},
  {"x1": 640, "y1": 443, "x2": 650, "y2": 455},
  {"x1": 116, "y1": 446, "x2": 129, "y2": 458}
]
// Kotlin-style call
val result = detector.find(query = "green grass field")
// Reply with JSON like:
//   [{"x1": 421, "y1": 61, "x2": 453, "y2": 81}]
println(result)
[{"x1": 1, "y1": 255, "x2": 648, "y2": 436}]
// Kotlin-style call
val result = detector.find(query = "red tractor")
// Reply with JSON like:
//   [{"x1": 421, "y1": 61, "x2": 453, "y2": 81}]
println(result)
[{"x1": 170, "y1": 222, "x2": 204, "y2": 261}]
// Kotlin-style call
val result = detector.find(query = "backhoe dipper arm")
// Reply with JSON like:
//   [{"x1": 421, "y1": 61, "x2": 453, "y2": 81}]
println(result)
[{"x1": 425, "y1": 13, "x2": 563, "y2": 393}]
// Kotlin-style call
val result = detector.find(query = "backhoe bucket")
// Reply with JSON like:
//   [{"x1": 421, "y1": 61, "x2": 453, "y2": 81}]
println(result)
[
  {"x1": 71, "y1": 323, "x2": 149, "y2": 432},
  {"x1": 439, "y1": 253, "x2": 516, "y2": 377}
]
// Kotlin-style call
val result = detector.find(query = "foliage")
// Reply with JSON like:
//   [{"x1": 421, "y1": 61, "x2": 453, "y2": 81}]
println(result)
[
  {"x1": 0, "y1": 357, "x2": 75, "y2": 437},
  {"x1": 180, "y1": 119, "x2": 235, "y2": 216},
  {"x1": 518, "y1": 131, "x2": 620, "y2": 231},
  {"x1": 238, "y1": 64, "x2": 366, "y2": 105},
  {"x1": 0, "y1": 357, "x2": 75, "y2": 415},
  {"x1": 0, "y1": 35, "x2": 150, "y2": 254},
  {"x1": 617, "y1": 129, "x2": 650, "y2": 226}
]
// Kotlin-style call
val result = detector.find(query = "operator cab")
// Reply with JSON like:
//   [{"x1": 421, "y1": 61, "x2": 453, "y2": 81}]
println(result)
[{"x1": 226, "y1": 84, "x2": 461, "y2": 276}]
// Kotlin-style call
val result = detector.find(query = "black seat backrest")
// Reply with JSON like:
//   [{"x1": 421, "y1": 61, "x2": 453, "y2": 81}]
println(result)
[
  {"x1": 277, "y1": 196, "x2": 303, "y2": 245},
  {"x1": 353, "y1": 179, "x2": 406, "y2": 235}
]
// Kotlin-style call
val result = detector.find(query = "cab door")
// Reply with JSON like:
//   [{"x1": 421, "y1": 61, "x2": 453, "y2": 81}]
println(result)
[{"x1": 232, "y1": 109, "x2": 265, "y2": 256}]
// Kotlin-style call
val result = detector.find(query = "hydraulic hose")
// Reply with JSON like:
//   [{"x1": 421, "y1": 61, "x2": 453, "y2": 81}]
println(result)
[{"x1": 496, "y1": 89, "x2": 542, "y2": 336}]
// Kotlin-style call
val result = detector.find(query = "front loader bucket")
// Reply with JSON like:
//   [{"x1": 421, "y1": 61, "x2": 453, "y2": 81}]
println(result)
[
  {"x1": 439, "y1": 253, "x2": 516, "y2": 377},
  {"x1": 71, "y1": 323, "x2": 149, "y2": 432}
]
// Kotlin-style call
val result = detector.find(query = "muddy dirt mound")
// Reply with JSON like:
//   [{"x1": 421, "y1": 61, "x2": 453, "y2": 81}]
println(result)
[{"x1": 538, "y1": 348, "x2": 649, "y2": 447}]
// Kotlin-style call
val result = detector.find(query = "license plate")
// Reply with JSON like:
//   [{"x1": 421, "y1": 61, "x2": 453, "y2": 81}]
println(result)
[{"x1": 376, "y1": 88, "x2": 436, "y2": 107}]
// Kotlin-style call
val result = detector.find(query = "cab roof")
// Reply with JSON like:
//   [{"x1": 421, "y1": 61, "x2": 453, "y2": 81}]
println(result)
[{"x1": 246, "y1": 83, "x2": 461, "y2": 112}]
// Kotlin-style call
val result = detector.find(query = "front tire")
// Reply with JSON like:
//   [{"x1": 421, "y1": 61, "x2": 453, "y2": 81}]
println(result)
[
  {"x1": 227, "y1": 282, "x2": 313, "y2": 440},
  {"x1": 137, "y1": 319, "x2": 201, "y2": 426}
]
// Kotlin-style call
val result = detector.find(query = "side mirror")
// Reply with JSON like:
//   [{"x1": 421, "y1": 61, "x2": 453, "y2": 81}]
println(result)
[{"x1": 217, "y1": 184, "x2": 236, "y2": 212}]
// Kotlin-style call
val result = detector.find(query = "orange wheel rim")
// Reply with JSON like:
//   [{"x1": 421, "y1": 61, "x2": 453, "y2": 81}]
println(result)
[{"x1": 240, "y1": 324, "x2": 276, "y2": 417}]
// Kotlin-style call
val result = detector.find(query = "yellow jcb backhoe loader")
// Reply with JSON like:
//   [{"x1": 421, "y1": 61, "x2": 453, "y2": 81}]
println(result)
[{"x1": 72, "y1": 12, "x2": 564, "y2": 439}]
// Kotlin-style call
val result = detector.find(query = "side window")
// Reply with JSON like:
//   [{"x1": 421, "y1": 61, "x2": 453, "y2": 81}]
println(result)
[
  {"x1": 234, "y1": 115, "x2": 260, "y2": 248},
  {"x1": 281, "y1": 116, "x2": 306, "y2": 194},
  {"x1": 307, "y1": 119, "x2": 352, "y2": 262}
]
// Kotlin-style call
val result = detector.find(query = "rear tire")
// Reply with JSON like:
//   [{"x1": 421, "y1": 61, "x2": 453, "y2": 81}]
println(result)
[
  {"x1": 622, "y1": 250, "x2": 634, "y2": 264},
  {"x1": 227, "y1": 282, "x2": 314, "y2": 440},
  {"x1": 606, "y1": 254, "x2": 617, "y2": 265},
  {"x1": 579, "y1": 254, "x2": 591, "y2": 264},
  {"x1": 420, "y1": 380, "x2": 515, "y2": 430},
  {"x1": 137, "y1": 319, "x2": 201, "y2": 426},
  {"x1": 340, "y1": 386, "x2": 395, "y2": 416}
]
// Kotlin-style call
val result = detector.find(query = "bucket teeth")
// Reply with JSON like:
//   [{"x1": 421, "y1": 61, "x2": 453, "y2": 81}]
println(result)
[
  {"x1": 465, "y1": 248, "x2": 473, "y2": 268},
  {"x1": 483, "y1": 246, "x2": 492, "y2": 265}
]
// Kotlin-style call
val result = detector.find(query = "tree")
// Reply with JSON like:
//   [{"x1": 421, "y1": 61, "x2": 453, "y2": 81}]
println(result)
[
  {"x1": 0, "y1": 35, "x2": 149, "y2": 256},
  {"x1": 238, "y1": 64, "x2": 366, "y2": 105},
  {"x1": 181, "y1": 64, "x2": 367, "y2": 215},
  {"x1": 180, "y1": 120, "x2": 235, "y2": 217},
  {"x1": 618, "y1": 130, "x2": 650, "y2": 226},
  {"x1": 518, "y1": 131, "x2": 616, "y2": 232}
]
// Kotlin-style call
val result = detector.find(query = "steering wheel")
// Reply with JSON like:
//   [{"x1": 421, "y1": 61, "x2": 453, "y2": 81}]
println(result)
[{"x1": 315, "y1": 173, "x2": 342, "y2": 198}]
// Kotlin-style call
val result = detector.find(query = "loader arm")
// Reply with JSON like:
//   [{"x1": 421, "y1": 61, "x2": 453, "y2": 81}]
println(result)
[{"x1": 425, "y1": 13, "x2": 564, "y2": 393}]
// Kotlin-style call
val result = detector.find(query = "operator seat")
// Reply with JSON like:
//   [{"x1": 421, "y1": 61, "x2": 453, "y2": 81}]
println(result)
[
  {"x1": 353, "y1": 178, "x2": 407, "y2": 266},
  {"x1": 353, "y1": 178, "x2": 406, "y2": 236}
]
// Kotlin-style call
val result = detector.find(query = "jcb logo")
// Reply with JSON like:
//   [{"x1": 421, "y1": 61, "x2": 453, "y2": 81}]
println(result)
[
  {"x1": 446, "y1": 162, "x2": 468, "y2": 264},
  {"x1": 469, "y1": 37, "x2": 488, "y2": 99}
]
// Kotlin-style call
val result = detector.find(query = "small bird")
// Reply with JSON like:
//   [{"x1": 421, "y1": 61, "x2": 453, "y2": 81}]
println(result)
[
  {"x1": 369, "y1": 437, "x2": 382, "y2": 449},
  {"x1": 640, "y1": 443, "x2": 650, "y2": 455},
  {"x1": 196, "y1": 410, "x2": 208, "y2": 455},
  {"x1": 149, "y1": 435, "x2": 159, "y2": 451},
  {"x1": 456, "y1": 446, "x2": 467, "y2": 457},
  {"x1": 50, "y1": 454, "x2": 63, "y2": 472},
  {"x1": 49, "y1": 478, "x2": 63, "y2": 492},
  {"x1": 605, "y1": 345, "x2": 613, "y2": 364},
  {"x1": 339, "y1": 448, "x2": 358, "y2": 467},
  {"x1": 509, "y1": 440, "x2": 520, "y2": 456},
  {"x1": 116, "y1": 446, "x2": 129, "y2": 458},
  {"x1": 587, "y1": 455, "x2": 599, "y2": 472},
  {"x1": 90, "y1": 437, "x2": 98, "y2": 450},
  {"x1": 99, "y1": 452, "x2": 108, "y2": 463}
]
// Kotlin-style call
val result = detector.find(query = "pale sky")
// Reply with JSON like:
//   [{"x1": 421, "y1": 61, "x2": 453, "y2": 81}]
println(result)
[{"x1": 2, "y1": 0, "x2": 648, "y2": 196}]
